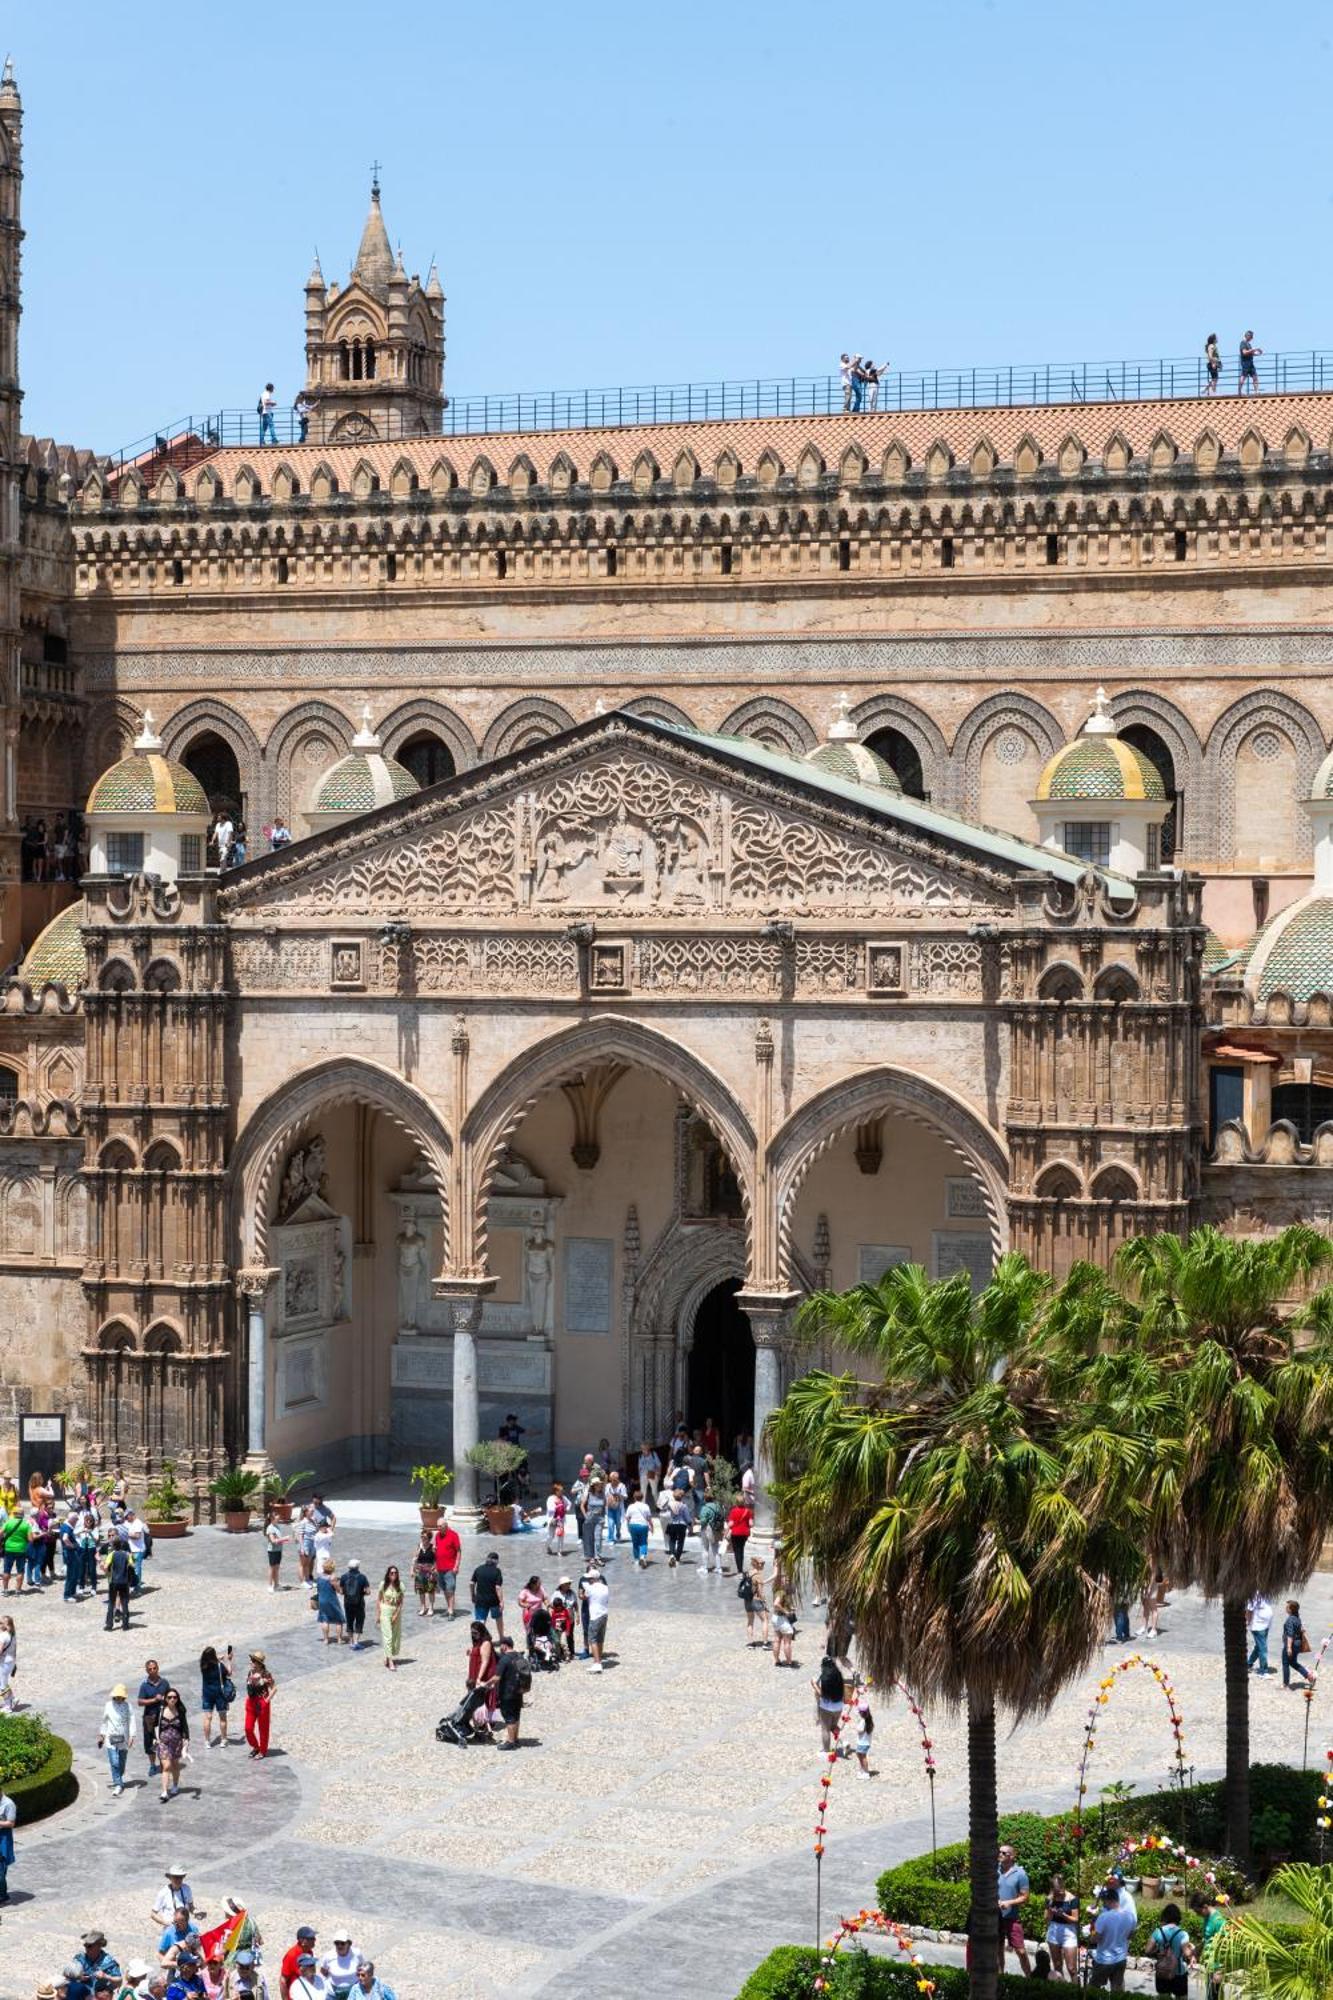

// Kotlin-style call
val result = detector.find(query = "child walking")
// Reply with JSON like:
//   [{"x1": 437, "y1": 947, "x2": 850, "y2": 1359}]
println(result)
[
  {"x1": 740, "y1": 1557, "x2": 769, "y2": 1646},
  {"x1": 852, "y1": 1689, "x2": 874, "y2": 1778}
]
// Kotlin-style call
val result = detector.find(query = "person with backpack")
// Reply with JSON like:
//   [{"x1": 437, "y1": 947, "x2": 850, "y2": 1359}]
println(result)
[
  {"x1": 1147, "y1": 1902, "x2": 1194, "y2": 1997},
  {"x1": 493, "y1": 1636, "x2": 530, "y2": 1748},
  {"x1": 727, "y1": 1497, "x2": 753, "y2": 1576},
  {"x1": 1283, "y1": 1598, "x2": 1312, "y2": 1688},
  {"x1": 811, "y1": 1653, "x2": 846, "y2": 1755},
  {"x1": 697, "y1": 1492, "x2": 725, "y2": 1574},
  {"x1": 740, "y1": 1555, "x2": 769, "y2": 1646},
  {"x1": 340, "y1": 1557, "x2": 369, "y2": 1647}
]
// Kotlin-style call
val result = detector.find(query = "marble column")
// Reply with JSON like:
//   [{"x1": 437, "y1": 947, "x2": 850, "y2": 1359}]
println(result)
[
  {"x1": 434, "y1": 1278, "x2": 494, "y2": 1523},
  {"x1": 736, "y1": 1291, "x2": 799, "y2": 1538},
  {"x1": 236, "y1": 1267, "x2": 279, "y2": 1474}
]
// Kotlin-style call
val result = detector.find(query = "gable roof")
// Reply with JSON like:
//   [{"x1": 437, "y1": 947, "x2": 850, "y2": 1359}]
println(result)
[{"x1": 221, "y1": 709, "x2": 1127, "y2": 914}]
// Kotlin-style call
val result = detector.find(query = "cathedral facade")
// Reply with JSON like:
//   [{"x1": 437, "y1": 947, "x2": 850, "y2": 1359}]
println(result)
[{"x1": 0, "y1": 66, "x2": 1331, "y2": 1498}]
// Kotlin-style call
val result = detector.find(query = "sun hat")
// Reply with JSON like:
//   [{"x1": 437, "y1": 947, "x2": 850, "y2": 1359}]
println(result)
[
  {"x1": 166, "y1": 1863, "x2": 187, "y2": 1877},
  {"x1": 333, "y1": 1927, "x2": 352, "y2": 1942},
  {"x1": 110, "y1": 1683, "x2": 127, "y2": 1699},
  {"x1": 82, "y1": 1931, "x2": 107, "y2": 1945},
  {"x1": 345, "y1": 1557, "x2": 360, "y2": 1569},
  {"x1": 125, "y1": 1960, "x2": 151, "y2": 1979},
  {"x1": 249, "y1": 1650, "x2": 265, "y2": 1664}
]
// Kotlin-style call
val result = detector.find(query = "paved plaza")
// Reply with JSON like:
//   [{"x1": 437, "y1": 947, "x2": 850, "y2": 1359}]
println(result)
[{"x1": 4, "y1": 1493, "x2": 1333, "y2": 1999}]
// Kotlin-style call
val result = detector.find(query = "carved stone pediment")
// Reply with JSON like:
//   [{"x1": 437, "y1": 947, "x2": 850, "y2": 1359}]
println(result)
[{"x1": 220, "y1": 716, "x2": 1019, "y2": 924}]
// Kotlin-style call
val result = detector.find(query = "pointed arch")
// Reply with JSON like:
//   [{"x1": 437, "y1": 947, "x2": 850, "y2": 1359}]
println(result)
[
  {"x1": 378, "y1": 698, "x2": 477, "y2": 775},
  {"x1": 481, "y1": 697, "x2": 577, "y2": 762},
  {"x1": 1209, "y1": 690, "x2": 1324, "y2": 862},
  {"x1": 1107, "y1": 690, "x2": 1202, "y2": 862},
  {"x1": 719, "y1": 696, "x2": 816, "y2": 757},
  {"x1": 232, "y1": 1056, "x2": 452, "y2": 1267},
  {"x1": 161, "y1": 700, "x2": 262, "y2": 818},
  {"x1": 264, "y1": 700, "x2": 355, "y2": 828},
  {"x1": 952, "y1": 692, "x2": 1063, "y2": 821}
]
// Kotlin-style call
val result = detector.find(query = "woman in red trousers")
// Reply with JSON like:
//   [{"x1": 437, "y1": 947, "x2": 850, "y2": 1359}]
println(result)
[{"x1": 243, "y1": 1649, "x2": 276, "y2": 1758}]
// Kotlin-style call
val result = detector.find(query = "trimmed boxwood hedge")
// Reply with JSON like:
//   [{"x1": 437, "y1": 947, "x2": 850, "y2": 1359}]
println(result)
[
  {"x1": 7, "y1": 1733, "x2": 76, "y2": 1823},
  {"x1": 739, "y1": 1949, "x2": 1065, "y2": 1999},
  {"x1": 876, "y1": 1766, "x2": 1320, "y2": 1956}
]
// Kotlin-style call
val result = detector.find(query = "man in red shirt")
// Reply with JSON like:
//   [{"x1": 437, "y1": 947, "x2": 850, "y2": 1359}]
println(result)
[
  {"x1": 280, "y1": 1926, "x2": 318, "y2": 2000},
  {"x1": 434, "y1": 1521, "x2": 462, "y2": 1619}
]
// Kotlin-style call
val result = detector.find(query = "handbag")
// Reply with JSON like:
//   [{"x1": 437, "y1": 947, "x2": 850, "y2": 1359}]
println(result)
[{"x1": 221, "y1": 1674, "x2": 237, "y2": 1704}]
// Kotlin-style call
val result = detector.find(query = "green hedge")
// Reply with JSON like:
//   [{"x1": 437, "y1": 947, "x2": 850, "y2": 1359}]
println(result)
[
  {"x1": 8, "y1": 1733, "x2": 76, "y2": 1823},
  {"x1": 0, "y1": 1712, "x2": 54, "y2": 1784},
  {"x1": 876, "y1": 1767, "x2": 1321, "y2": 1956},
  {"x1": 739, "y1": 1949, "x2": 1065, "y2": 1999}
]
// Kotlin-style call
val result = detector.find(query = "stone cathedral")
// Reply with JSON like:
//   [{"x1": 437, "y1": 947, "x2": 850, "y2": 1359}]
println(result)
[{"x1": 1, "y1": 64, "x2": 1331, "y2": 1503}]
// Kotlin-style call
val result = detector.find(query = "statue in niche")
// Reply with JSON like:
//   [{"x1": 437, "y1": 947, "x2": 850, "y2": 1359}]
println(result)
[
  {"x1": 525, "y1": 1232, "x2": 555, "y2": 1336},
  {"x1": 396, "y1": 1213, "x2": 427, "y2": 1332}
]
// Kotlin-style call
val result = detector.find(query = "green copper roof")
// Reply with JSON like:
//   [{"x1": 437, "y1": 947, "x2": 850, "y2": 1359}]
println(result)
[
  {"x1": 311, "y1": 751, "x2": 418, "y2": 814},
  {"x1": 1039, "y1": 735, "x2": 1165, "y2": 802},
  {"x1": 21, "y1": 899, "x2": 86, "y2": 991},
  {"x1": 653, "y1": 724, "x2": 1133, "y2": 892},
  {"x1": 806, "y1": 738, "x2": 902, "y2": 793}
]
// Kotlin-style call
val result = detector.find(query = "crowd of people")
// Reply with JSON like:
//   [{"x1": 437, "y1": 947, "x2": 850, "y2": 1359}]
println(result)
[
  {"x1": 991, "y1": 1843, "x2": 1228, "y2": 1992},
  {"x1": 19, "y1": 814, "x2": 83, "y2": 882},
  {"x1": 34, "y1": 1890, "x2": 399, "y2": 1998}
]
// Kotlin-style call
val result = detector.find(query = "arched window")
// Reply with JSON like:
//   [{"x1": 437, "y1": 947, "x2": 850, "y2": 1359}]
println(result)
[
  {"x1": 339, "y1": 341, "x2": 350, "y2": 381},
  {"x1": 365, "y1": 340, "x2": 377, "y2": 380},
  {"x1": 398, "y1": 731, "x2": 456, "y2": 789},
  {"x1": 180, "y1": 730, "x2": 242, "y2": 817},
  {"x1": 1120, "y1": 724, "x2": 1180, "y2": 862},
  {"x1": 1270, "y1": 1082, "x2": 1333, "y2": 1143},
  {"x1": 864, "y1": 726, "x2": 927, "y2": 800},
  {"x1": 0, "y1": 1067, "x2": 18, "y2": 1104}
]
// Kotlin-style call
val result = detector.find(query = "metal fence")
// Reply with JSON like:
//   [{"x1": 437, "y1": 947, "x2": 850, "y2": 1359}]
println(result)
[{"x1": 110, "y1": 347, "x2": 1333, "y2": 467}]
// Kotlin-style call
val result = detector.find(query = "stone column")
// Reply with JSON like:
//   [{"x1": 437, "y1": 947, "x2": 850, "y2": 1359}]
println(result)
[
  {"x1": 434, "y1": 1277, "x2": 495, "y2": 1523},
  {"x1": 737, "y1": 1290, "x2": 799, "y2": 1538},
  {"x1": 236, "y1": 1267, "x2": 279, "y2": 1474}
]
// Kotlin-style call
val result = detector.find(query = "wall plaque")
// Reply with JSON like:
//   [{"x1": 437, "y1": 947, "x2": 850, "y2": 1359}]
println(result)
[
  {"x1": 857, "y1": 1244, "x2": 911, "y2": 1285},
  {"x1": 933, "y1": 1231, "x2": 994, "y2": 1292},
  {"x1": 564, "y1": 1236, "x2": 614, "y2": 1334},
  {"x1": 945, "y1": 1176, "x2": 988, "y2": 1220}
]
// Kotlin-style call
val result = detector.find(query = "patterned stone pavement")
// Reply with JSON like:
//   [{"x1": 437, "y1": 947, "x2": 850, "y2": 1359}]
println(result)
[{"x1": 4, "y1": 1498, "x2": 1333, "y2": 2000}]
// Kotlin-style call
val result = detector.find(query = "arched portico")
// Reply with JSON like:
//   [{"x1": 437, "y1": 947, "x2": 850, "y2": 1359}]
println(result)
[{"x1": 229, "y1": 1058, "x2": 453, "y2": 1471}]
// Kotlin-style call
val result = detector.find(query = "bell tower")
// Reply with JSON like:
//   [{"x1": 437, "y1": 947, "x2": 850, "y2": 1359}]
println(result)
[
  {"x1": 300, "y1": 173, "x2": 445, "y2": 445},
  {"x1": 0, "y1": 60, "x2": 22, "y2": 955}
]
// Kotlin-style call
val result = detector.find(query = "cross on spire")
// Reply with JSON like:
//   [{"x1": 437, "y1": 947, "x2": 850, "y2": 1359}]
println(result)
[{"x1": 370, "y1": 159, "x2": 382, "y2": 197}]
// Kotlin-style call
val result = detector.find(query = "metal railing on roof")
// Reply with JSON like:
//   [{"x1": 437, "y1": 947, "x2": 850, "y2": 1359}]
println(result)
[{"x1": 108, "y1": 347, "x2": 1333, "y2": 467}]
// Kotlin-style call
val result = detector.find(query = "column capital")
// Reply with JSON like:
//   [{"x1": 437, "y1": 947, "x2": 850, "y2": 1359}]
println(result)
[
  {"x1": 736, "y1": 1289, "x2": 801, "y2": 1346},
  {"x1": 236, "y1": 1265, "x2": 280, "y2": 1301},
  {"x1": 432, "y1": 1273, "x2": 496, "y2": 1335}
]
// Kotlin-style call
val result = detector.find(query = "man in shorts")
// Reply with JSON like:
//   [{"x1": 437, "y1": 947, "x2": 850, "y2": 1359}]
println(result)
[
  {"x1": 494, "y1": 1636, "x2": 526, "y2": 1749},
  {"x1": 580, "y1": 1561, "x2": 610, "y2": 1674},
  {"x1": 997, "y1": 1842, "x2": 1032, "y2": 1976},
  {"x1": 433, "y1": 1519, "x2": 461, "y2": 1619},
  {"x1": 1090, "y1": 1881, "x2": 1136, "y2": 1988},
  {"x1": 1238, "y1": 330, "x2": 1263, "y2": 395},
  {"x1": 470, "y1": 1551, "x2": 505, "y2": 1637}
]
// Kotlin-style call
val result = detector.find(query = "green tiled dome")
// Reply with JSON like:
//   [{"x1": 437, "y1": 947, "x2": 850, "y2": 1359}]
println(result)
[
  {"x1": 21, "y1": 900, "x2": 86, "y2": 991},
  {"x1": 1311, "y1": 748, "x2": 1333, "y2": 799},
  {"x1": 310, "y1": 750, "x2": 419, "y2": 815},
  {"x1": 805, "y1": 738, "x2": 902, "y2": 793},
  {"x1": 1036, "y1": 734, "x2": 1165, "y2": 803},
  {"x1": 1253, "y1": 896, "x2": 1333, "y2": 1000},
  {"x1": 87, "y1": 751, "x2": 208, "y2": 817}
]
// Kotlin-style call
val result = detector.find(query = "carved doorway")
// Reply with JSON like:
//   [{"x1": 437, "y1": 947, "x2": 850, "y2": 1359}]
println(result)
[{"x1": 686, "y1": 1277, "x2": 754, "y2": 1459}]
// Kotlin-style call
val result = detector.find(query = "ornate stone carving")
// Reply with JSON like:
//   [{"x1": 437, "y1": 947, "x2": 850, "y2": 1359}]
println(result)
[
  {"x1": 908, "y1": 938, "x2": 984, "y2": 996},
  {"x1": 795, "y1": 939, "x2": 863, "y2": 991},
  {"x1": 635, "y1": 935, "x2": 779, "y2": 995},
  {"x1": 276, "y1": 1135, "x2": 329, "y2": 1221},
  {"x1": 396, "y1": 932, "x2": 580, "y2": 993},
  {"x1": 522, "y1": 757, "x2": 716, "y2": 912},
  {"x1": 561, "y1": 1063, "x2": 628, "y2": 1171},
  {"x1": 259, "y1": 805, "x2": 517, "y2": 916}
]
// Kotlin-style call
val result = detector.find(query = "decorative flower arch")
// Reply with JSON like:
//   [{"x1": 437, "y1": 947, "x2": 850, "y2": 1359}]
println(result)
[{"x1": 814, "y1": 1910, "x2": 937, "y2": 1995}]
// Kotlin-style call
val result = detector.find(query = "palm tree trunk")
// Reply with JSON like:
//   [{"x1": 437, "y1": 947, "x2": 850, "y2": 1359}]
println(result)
[
  {"x1": 1222, "y1": 1593, "x2": 1251, "y2": 1863},
  {"x1": 968, "y1": 1694, "x2": 1000, "y2": 2000}
]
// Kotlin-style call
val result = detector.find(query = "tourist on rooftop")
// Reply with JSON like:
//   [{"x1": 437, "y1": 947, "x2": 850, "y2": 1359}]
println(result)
[
  {"x1": 840, "y1": 352, "x2": 861, "y2": 412},
  {"x1": 1204, "y1": 333, "x2": 1221, "y2": 393},
  {"x1": 258, "y1": 384, "x2": 278, "y2": 446},
  {"x1": 860, "y1": 358, "x2": 885, "y2": 410},
  {"x1": 1239, "y1": 331, "x2": 1263, "y2": 395}
]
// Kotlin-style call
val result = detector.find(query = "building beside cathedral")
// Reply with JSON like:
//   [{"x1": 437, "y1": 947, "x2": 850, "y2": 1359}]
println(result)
[{"x1": 0, "y1": 62, "x2": 1332, "y2": 1498}]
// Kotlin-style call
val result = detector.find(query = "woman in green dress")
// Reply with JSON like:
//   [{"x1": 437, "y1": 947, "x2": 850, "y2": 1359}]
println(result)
[{"x1": 378, "y1": 1563, "x2": 404, "y2": 1671}]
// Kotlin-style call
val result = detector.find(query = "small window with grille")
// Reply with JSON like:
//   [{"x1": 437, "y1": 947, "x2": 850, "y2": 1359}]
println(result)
[
  {"x1": 105, "y1": 832, "x2": 144, "y2": 875},
  {"x1": 1061, "y1": 821, "x2": 1112, "y2": 867},
  {"x1": 179, "y1": 835, "x2": 202, "y2": 874}
]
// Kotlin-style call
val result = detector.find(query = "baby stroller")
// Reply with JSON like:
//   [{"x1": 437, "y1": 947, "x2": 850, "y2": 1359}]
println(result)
[
  {"x1": 435, "y1": 1685, "x2": 491, "y2": 1747},
  {"x1": 526, "y1": 1603, "x2": 561, "y2": 1673}
]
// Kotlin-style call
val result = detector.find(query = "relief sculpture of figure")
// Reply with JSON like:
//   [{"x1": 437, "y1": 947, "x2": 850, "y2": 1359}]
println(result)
[
  {"x1": 525, "y1": 1232, "x2": 555, "y2": 1336},
  {"x1": 396, "y1": 1213, "x2": 427, "y2": 1333}
]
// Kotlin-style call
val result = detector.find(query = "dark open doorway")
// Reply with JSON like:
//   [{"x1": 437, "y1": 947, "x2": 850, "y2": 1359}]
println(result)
[
  {"x1": 181, "y1": 730, "x2": 242, "y2": 816},
  {"x1": 687, "y1": 1277, "x2": 754, "y2": 1458}
]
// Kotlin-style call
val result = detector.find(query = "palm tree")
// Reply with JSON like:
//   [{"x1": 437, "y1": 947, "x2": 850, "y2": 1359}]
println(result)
[
  {"x1": 1209, "y1": 1861, "x2": 1333, "y2": 2000},
  {"x1": 1105, "y1": 1225, "x2": 1333, "y2": 1862},
  {"x1": 770, "y1": 1253, "x2": 1147, "y2": 2000}
]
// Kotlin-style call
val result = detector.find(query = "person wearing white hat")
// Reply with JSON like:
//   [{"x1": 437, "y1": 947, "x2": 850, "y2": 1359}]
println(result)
[
  {"x1": 97, "y1": 1681, "x2": 135, "y2": 1796},
  {"x1": 150, "y1": 1863, "x2": 198, "y2": 1926},
  {"x1": 319, "y1": 1929, "x2": 362, "y2": 1995},
  {"x1": 121, "y1": 1960, "x2": 152, "y2": 1991}
]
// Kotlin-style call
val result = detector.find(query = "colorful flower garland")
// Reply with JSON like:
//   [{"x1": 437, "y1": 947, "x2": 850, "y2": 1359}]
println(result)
[
  {"x1": 1073, "y1": 1653, "x2": 1188, "y2": 1834},
  {"x1": 813, "y1": 1678, "x2": 935, "y2": 1859},
  {"x1": 1316, "y1": 1745, "x2": 1333, "y2": 1849},
  {"x1": 1116, "y1": 1834, "x2": 1231, "y2": 1905},
  {"x1": 814, "y1": 1909, "x2": 937, "y2": 1995}
]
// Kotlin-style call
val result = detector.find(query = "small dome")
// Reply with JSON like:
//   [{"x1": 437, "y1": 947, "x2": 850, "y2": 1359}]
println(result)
[
  {"x1": 86, "y1": 712, "x2": 209, "y2": 818},
  {"x1": 308, "y1": 706, "x2": 419, "y2": 818},
  {"x1": 1035, "y1": 690, "x2": 1165, "y2": 803},
  {"x1": 1310, "y1": 748, "x2": 1333, "y2": 800},
  {"x1": 803, "y1": 692, "x2": 902, "y2": 795},
  {"x1": 1250, "y1": 896, "x2": 1333, "y2": 1001},
  {"x1": 20, "y1": 899, "x2": 86, "y2": 991}
]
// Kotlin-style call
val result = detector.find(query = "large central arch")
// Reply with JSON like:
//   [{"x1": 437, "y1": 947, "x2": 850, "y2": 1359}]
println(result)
[
  {"x1": 232, "y1": 1056, "x2": 453, "y2": 1267},
  {"x1": 461, "y1": 1016, "x2": 756, "y2": 1274},
  {"x1": 769, "y1": 1065, "x2": 1009, "y2": 1284}
]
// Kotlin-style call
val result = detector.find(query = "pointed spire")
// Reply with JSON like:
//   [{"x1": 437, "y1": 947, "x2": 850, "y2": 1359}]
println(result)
[
  {"x1": 425, "y1": 259, "x2": 444, "y2": 300},
  {"x1": 305, "y1": 249, "x2": 325, "y2": 292},
  {"x1": 391, "y1": 242, "x2": 407, "y2": 283},
  {"x1": 133, "y1": 710, "x2": 163, "y2": 753},
  {"x1": 0, "y1": 55, "x2": 17, "y2": 101},
  {"x1": 1082, "y1": 687, "x2": 1117, "y2": 738},
  {"x1": 826, "y1": 691, "x2": 859, "y2": 743},
  {"x1": 352, "y1": 176, "x2": 394, "y2": 294},
  {"x1": 352, "y1": 704, "x2": 381, "y2": 752}
]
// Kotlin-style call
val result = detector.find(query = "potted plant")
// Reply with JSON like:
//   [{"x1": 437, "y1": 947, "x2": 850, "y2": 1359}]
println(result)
[
  {"x1": 210, "y1": 1466, "x2": 261, "y2": 1533},
  {"x1": 410, "y1": 1464, "x2": 452, "y2": 1533},
  {"x1": 261, "y1": 1468, "x2": 313, "y2": 1524},
  {"x1": 145, "y1": 1462, "x2": 190, "y2": 1539},
  {"x1": 464, "y1": 1441, "x2": 527, "y2": 1535}
]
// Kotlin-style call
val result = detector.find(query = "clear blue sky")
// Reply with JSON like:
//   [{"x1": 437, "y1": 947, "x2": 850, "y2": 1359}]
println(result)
[{"x1": 10, "y1": 0, "x2": 1333, "y2": 451}]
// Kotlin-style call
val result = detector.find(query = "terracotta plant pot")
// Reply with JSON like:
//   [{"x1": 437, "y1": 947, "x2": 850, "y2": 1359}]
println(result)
[
  {"x1": 271, "y1": 1500, "x2": 294, "y2": 1524},
  {"x1": 419, "y1": 1504, "x2": 442, "y2": 1533},
  {"x1": 223, "y1": 1509, "x2": 251, "y2": 1534},
  {"x1": 146, "y1": 1518, "x2": 189, "y2": 1540},
  {"x1": 484, "y1": 1505, "x2": 512, "y2": 1535},
  {"x1": 1142, "y1": 1876, "x2": 1163, "y2": 1899}
]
